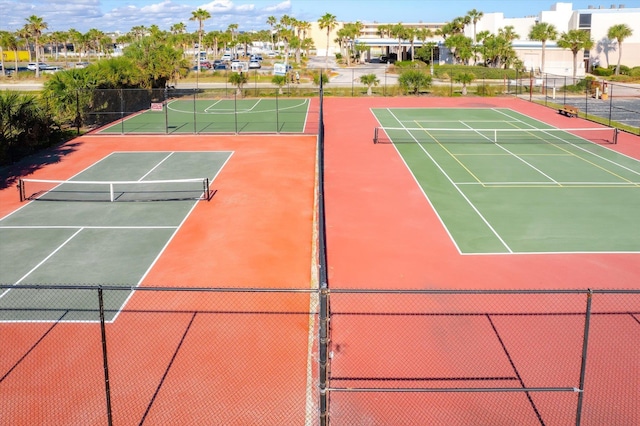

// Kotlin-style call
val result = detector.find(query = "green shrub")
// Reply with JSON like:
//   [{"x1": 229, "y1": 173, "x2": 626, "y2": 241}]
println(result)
[
  {"x1": 433, "y1": 64, "x2": 517, "y2": 80},
  {"x1": 629, "y1": 67, "x2": 640, "y2": 77},
  {"x1": 475, "y1": 84, "x2": 504, "y2": 96},
  {"x1": 591, "y1": 66, "x2": 613, "y2": 76},
  {"x1": 609, "y1": 64, "x2": 630, "y2": 75},
  {"x1": 398, "y1": 70, "x2": 432, "y2": 95},
  {"x1": 394, "y1": 60, "x2": 427, "y2": 69}
]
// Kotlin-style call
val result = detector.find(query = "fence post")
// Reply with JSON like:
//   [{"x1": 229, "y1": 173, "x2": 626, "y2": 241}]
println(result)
[
  {"x1": 193, "y1": 89, "x2": 197, "y2": 134},
  {"x1": 76, "y1": 90, "x2": 80, "y2": 136},
  {"x1": 608, "y1": 84, "x2": 614, "y2": 128},
  {"x1": 120, "y1": 89, "x2": 125, "y2": 135},
  {"x1": 575, "y1": 289, "x2": 593, "y2": 426},
  {"x1": 98, "y1": 287, "x2": 114, "y2": 426}
]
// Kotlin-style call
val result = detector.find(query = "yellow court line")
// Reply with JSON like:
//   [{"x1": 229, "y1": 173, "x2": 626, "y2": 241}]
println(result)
[
  {"x1": 502, "y1": 121, "x2": 639, "y2": 186},
  {"x1": 413, "y1": 122, "x2": 485, "y2": 186}
]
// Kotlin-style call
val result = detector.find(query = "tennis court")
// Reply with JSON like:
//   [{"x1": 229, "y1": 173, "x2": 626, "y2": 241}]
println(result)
[
  {"x1": 97, "y1": 97, "x2": 311, "y2": 134},
  {"x1": 372, "y1": 107, "x2": 640, "y2": 254},
  {"x1": 0, "y1": 151, "x2": 231, "y2": 321}
]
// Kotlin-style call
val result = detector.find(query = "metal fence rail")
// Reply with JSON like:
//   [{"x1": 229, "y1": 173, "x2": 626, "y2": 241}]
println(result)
[{"x1": 0, "y1": 285, "x2": 637, "y2": 425}]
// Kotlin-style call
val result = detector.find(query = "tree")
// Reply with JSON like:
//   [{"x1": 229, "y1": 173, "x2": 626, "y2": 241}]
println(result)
[
  {"x1": 359, "y1": 73, "x2": 379, "y2": 96},
  {"x1": 266, "y1": 16, "x2": 277, "y2": 51},
  {"x1": 390, "y1": 23, "x2": 408, "y2": 62},
  {"x1": 25, "y1": 15, "x2": 48, "y2": 78},
  {"x1": 557, "y1": 29, "x2": 594, "y2": 79},
  {"x1": 318, "y1": 13, "x2": 337, "y2": 68},
  {"x1": 528, "y1": 22, "x2": 557, "y2": 74},
  {"x1": 0, "y1": 31, "x2": 10, "y2": 76},
  {"x1": 444, "y1": 34, "x2": 473, "y2": 64},
  {"x1": 228, "y1": 72, "x2": 248, "y2": 97},
  {"x1": 2, "y1": 32, "x2": 20, "y2": 73},
  {"x1": 607, "y1": 24, "x2": 633, "y2": 75},
  {"x1": 124, "y1": 36, "x2": 189, "y2": 88},
  {"x1": 466, "y1": 9, "x2": 484, "y2": 44},
  {"x1": 398, "y1": 70, "x2": 432, "y2": 95},
  {"x1": 190, "y1": 8, "x2": 211, "y2": 73},
  {"x1": 455, "y1": 72, "x2": 475, "y2": 95},
  {"x1": 271, "y1": 74, "x2": 287, "y2": 94}
]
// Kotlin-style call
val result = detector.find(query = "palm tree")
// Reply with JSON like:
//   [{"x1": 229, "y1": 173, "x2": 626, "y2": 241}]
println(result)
[
  {"x1": 359, "y1": 73, "x2": 380, "y2": 96},
  {"x1": 607, "y1": 24, "x2": 633, "y2": 75},
  {"x1": 557, "y1": 29, "x2": 594, "y2": 79},
  {"x1": 390, "y1": 23, "x2": 408, "y2": 62},
  {"x1": 229, "y1": 72, "x2": 248, "y2": 97},
  {"x1": 25, "y1": 15, "x2": 48, "y2": 78},
  {"x1": 0, "y1": 31, "x2": 10, "y2": 76},
  {"x1": 466, "y1": 9, "x2": 484, "y2": 44},
  {"x1": 318, "y1": 13, "x2": 337, "y2": 68},
  {"x1": 528, "y1": 22, "x2": 558, "y2": 74},
  {"x1": 455, "y1": 72, "x2": 475, "y2": 95},
  {"x1": 190, "y1": 8, "x2": 211, "y2": 73},
  {"x1": 266, "y1": 16, "x2": 277, "y2": 51}
]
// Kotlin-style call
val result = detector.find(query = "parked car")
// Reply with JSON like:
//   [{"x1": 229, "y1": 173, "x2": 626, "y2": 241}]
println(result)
[
  {"x1": 249, "y1": 60, "x2": 261, "y2": 69},
  {"x1": 27, "y1": 62, "x2": 48, "y2": 71},
  {"x1": 214, "y1": 63, "x2": 227, "y2": 70},
  {"x1": 266, "y1": 51, "x2": 277, "y2": 58},
  {"x1": 42, "y1": 66, "x2": 64, "y2": 74},
  {"x1": 221, "y1": 53, "x2": 233, "y2": 62},
  {"x1": 75, "y1": 62, "x2": 90, "y2": 69}
]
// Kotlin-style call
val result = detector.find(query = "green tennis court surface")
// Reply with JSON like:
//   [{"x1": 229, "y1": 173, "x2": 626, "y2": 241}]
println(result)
[
  {"x1": 0, "y1": 151, "x2": 231, "y2": 321},
  {"x1": 98, "y1": 98, "x2": 311, "y2": 134},
  {"x1": 373, "y1": 107, "x2": 640, "y2": 254}
]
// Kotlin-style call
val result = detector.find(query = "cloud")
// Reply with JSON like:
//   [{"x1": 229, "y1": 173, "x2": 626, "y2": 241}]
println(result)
[{"x1": 0, "y1": 0, "x2": 295, "y2": 33}]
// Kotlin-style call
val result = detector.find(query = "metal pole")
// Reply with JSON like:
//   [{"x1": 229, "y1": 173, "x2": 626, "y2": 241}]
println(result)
[
  {"x1": 120, "y1": 89, "x2": 124, "y2": 135},
  {"x1": 575, "y1": 289, "x2": 593, "y2": 426},
  {"x1": 164, "y1": 87, "x2": 169, "y2": 134},
  {"x1": 193, "y1": 90, "x2": 197, "y2": 134},
  {"x1": 608, "y1": 84, "x2": 613, "y2": 128},
  {"x1": 98, "y1": 287, "x2": 114, "y2": 426}
]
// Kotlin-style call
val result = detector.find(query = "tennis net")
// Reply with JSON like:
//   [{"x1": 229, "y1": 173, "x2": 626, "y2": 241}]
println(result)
[
  {"x1": 373, "y1": 126, "x2": 619, "y2": 145},
  {"x1": 18, "y1": 178, "x2": 211, "y2": 202}
]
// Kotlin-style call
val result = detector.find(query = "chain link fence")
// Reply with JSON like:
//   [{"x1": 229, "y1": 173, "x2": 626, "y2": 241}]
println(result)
[
  {"x1": 511, "y1": 72, "x2": 640, "y2": 135},
  {"x1": 1, "y1": 285, "x2": 637, "y2": 425}
]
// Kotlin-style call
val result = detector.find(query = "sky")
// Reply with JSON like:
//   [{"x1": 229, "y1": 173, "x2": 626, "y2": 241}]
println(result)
[{"x1": 1, "y1": 0, "x2": 639, "y2": 33}]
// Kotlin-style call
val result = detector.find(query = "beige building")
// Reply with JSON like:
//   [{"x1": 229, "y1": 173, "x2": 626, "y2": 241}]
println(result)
[{"x1": 308, "y1": 2, "x2": 639, "y2": 77}]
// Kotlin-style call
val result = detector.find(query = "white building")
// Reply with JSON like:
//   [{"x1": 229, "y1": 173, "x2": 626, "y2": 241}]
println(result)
[
  {"x1": 310, "y1": 2, "x2": 639, "y2": 77},
  {"x1": 469, "y1": 2, "x2": 640, "y2": 76}
]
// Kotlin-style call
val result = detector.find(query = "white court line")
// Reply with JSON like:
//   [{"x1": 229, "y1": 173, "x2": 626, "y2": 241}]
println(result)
[
  {"x1": 0, "y1": 226, "x2": 178, "y2": 229},
  {"x1": 1, "y1": 228, "x2": 84, "y2": 297},
  {"x1": 138, "y1": 152, "x2": 174, "y2": 181},
  {"x1": 458, "y1": 121, "x2": 560, "y2": 185},
  {"x1": 386, "y1": 108, "x2": 513, "y2": 254}
]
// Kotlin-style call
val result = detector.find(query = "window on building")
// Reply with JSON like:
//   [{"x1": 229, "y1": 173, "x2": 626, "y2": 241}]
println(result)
[{"x1": 579, "y1": 13, "x2": 592, "y2": 28}]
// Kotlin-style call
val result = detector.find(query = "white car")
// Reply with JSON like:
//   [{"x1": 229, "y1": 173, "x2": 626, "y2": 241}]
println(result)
[
  {"x1": 27, "y1": 62, "x2": 48, "y2": 71},
  {"x1": 249, "y1": 60, "x2": 261, "y2": 69},
  {"x1": 43, "y1": 66, "x2": 64, "y2": 74}
]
